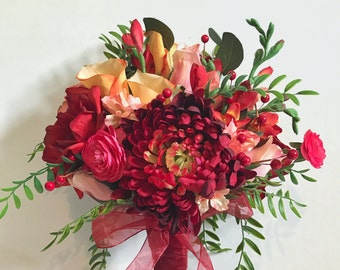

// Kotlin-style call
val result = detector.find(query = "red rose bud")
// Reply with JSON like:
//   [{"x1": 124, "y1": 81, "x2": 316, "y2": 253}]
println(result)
[{"x1": 258, "y1": 66, "x2": 273, "y2": 76}]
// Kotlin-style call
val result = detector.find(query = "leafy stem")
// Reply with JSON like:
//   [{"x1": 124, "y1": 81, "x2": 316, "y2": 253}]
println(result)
[
  {"x1": 235, "y1": 218, "x2": 264, "y2": 270},
  {"x1": 42, "y1": 200, "x2": 117, "y2": 251},
  {"x1": 246, "y1": 18, "x2": 284, "y2": 80},
  {"x1": 88, "y1": 235, "x2": 111, "y2": 270},
  {"x1": 0, "y1": 165, "x2": 56, "y2": 218}
]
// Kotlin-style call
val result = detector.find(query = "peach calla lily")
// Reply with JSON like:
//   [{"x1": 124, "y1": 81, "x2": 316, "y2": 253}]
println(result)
[
  {"x1": 145, "y1": 30, "x2": 172, "y2": 77},
  {"x1": 127, "y1": 69, "x2": 175, "y2": 104},
  {"x1": 76, "y1": 58, "x2": 127, "y2": 97}
]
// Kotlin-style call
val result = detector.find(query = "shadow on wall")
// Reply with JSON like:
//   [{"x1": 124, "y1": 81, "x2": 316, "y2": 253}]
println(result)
[{"x1": 0, "y1": 46, "x2": 104, "y2": 270}]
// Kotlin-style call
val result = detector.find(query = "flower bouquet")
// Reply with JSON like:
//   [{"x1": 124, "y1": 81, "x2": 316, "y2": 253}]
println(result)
[{"x1": 0, "y1": 17, "x2": 326, "y2": 270}]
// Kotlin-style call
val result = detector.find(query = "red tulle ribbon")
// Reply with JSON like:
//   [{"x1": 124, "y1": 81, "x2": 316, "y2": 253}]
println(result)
[{"x1": 92, "y1": 205, "x2": 214, "y2": 270}]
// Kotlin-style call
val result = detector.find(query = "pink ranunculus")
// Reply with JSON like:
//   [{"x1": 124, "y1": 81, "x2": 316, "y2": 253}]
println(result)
[
  {"x1": 82, "y1": 127, "x2": 126, "y2": 182},
  {"x1": 301, "y1": 129, "x2": 326, "y2": 168}
]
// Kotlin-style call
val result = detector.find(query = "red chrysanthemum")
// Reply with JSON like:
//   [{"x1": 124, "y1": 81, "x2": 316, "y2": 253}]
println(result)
[{"x1": 120, "y1": 92, "x2": 256, "y2": 235}]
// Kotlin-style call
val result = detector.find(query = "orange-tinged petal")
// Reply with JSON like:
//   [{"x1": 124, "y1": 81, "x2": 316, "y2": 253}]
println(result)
[
  {"x1": 227, "y1": 102, "x2": 241, "y2": 120},
  {"x1": 76, "y1": 58, "x2": 127, "y2": 97},
  {"x1": 127, "y1": 70, "x2": 175, "y2": 105},
  {"x1": 146, "y1": 31, "x2": 166, "y2": 75}
]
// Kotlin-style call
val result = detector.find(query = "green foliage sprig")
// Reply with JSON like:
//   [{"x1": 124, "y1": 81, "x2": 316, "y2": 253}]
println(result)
[
  {"x1": 235, "y1": 218, "x2": 264, "y2": 270},
  {"x1": 41, "y1": 200, "x2": 116, "y2": 251},
  {"x1": 0, "y1": 161, "x2": 55, "y2": 219},
  {"x1": 199, "y1": 213, "x2": 232, "y2": 254},
  {"x1": 88, "y1": 235, "x2": 111, "y2": 270}
]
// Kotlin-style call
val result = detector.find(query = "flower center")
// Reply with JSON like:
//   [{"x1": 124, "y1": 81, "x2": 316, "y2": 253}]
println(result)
[{"x1": 165, "y1": 142, "x2": 195, "y2": 176}]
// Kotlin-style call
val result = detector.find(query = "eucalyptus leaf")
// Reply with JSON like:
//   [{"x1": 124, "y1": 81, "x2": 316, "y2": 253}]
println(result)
[
  {"x1": 143, "y1": 17, "x2": 174, "y2": 50},
  {"x1": 216, "y1": 32, "x2": 244, "y2": 75},
  {"x1": 208, "y1": 27, "x2": 222, "y2": 45}
]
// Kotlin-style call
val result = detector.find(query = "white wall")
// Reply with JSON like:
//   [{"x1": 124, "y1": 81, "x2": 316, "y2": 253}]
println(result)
[{"x1": 0, "y1": 0, "x2": 339, "y2": 269}]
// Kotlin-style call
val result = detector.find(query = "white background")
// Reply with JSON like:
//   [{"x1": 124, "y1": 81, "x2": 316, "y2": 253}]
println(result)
[{"x1": 0, "y1": 0, "x2": 339, "y2": 269}]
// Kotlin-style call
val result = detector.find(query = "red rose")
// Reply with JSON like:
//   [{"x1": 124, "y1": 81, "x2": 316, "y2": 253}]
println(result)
[
  {"x1": 82, "y1": 127, "x2": 126, "y2": 182},
  {"x1": 301, "y1": 129, "x2": 326, "y2": 169},
  {"x1": 42, "y1": 86, "x2": 105, "y2": 164}
]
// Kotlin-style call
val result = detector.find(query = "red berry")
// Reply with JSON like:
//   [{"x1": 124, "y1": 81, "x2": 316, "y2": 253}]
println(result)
[
  {"x1": 162, "y1": 88, "x2": 172, "y2": 98},
  {"x1": 261, "y1": 94, "x2": 270, "y2": 103},
  {"x1": 227, "y1": 70, "x2": 236, "y2": 81},
  {"x1": 237, "y1": 133, "x2": 247, "y2": 144},
  {"x1": 236, "y1": 152, "x2": 246, "y2": 161},
  {"x1": 240, "y1": 156, "x2": 251, "y2": 166},
  {"x1": 45, "y1": 181, "x2": 55, "y2": 191},
  {"x1": 257, "y1": 114, "x2": 267, "y2": 125},
  {"x1": 270, "y1": 159, "x2": 282, "y2": 170},
  {"x1": 282, "y1": 157, "x2": 292, "y2": 167},
  {"x1": 287, "y1": 149, "x2": 299, "y2": 160},
  {"x1": 201, "y1": 34, "x2": 209, "y2": 43},
  {"x1": 56, "y1": 175, "x2": 66, "y2": 185},
  {"x1": 156, "y1": 94, "x2": 165, "y2": 102}
]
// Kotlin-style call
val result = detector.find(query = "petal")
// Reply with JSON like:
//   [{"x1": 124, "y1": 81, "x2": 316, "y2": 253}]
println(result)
[
  {"x1": 76, "y1": 59, "x2": 127, "y2": 97},
  {"x1": 127, "y1": 70, "x2": 175, "y2": 105},
  {"x1": 67, "y1": 170, "x2": 113, "y2": 201}
]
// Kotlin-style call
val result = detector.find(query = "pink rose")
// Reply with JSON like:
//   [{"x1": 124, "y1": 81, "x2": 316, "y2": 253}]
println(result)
[
  {"x1": 82, "y1": 127, "x2": 126, "y2": 182},
  {"x1": 301, "y1": 129, "x2": 326, "y2": 168},
  {"x1": 170, "y1": 44, "x2": 201, "y2": 93}
]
